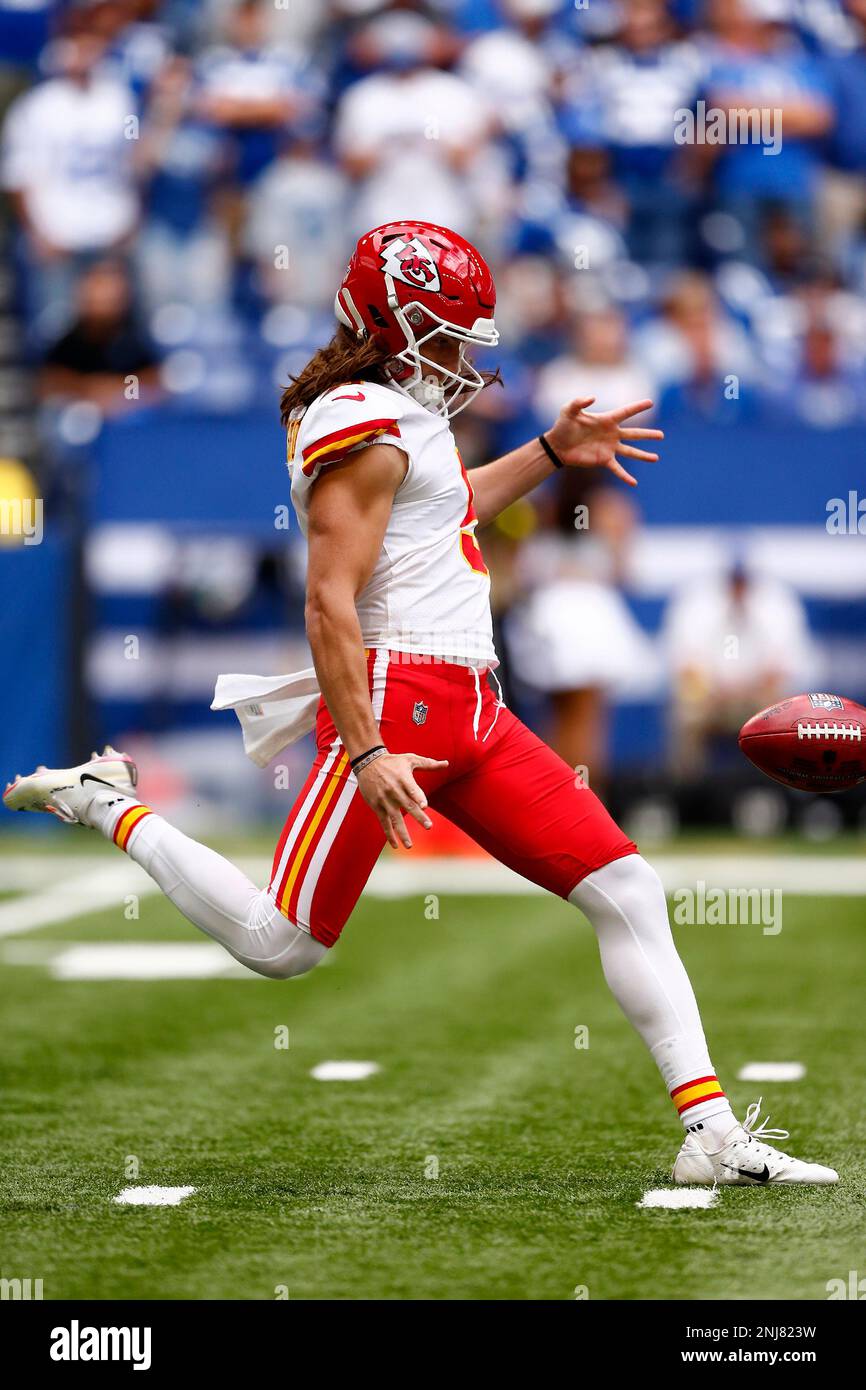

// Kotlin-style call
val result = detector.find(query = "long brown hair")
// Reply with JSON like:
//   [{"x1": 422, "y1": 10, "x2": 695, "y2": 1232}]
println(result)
[
  {"x1": 279, "y1": 326, "x2": 391, "y2": 425},
  {"x1": 279, "y1": 324, "x2": 502, "y2": 426}
]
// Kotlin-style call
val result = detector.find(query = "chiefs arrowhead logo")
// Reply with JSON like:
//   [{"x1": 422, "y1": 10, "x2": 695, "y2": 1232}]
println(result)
[{"x1": 380, "y1": 237, "x2": 441, "y2": 293}]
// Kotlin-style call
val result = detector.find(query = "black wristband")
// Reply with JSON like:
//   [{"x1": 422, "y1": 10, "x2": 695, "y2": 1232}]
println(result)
[
  {"x1": 538, "y1": 433, "x2": 564, "y2": 469},
  {"x1": 350, "y1": 744, "x2": 385, "y2": 771}
]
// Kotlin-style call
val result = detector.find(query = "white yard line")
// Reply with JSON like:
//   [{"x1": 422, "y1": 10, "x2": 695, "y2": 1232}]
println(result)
[
  {"x1": 0, "y1": 863, "x2": 160, "y2": 939},
  {"x1": 0, "y1": 854, "x2": 112, "y2": 891},
  {"x1": 0, "y1": 852, "x2": 862, "y2": 940},
  {"x1": 646, "y1": 854, "x2": 866, "y2": 896}
]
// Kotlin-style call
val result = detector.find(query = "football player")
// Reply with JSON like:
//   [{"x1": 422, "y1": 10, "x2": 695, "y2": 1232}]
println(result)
[{"x1": 5, "y1": 222, "x2": 837, "y2": 1185}]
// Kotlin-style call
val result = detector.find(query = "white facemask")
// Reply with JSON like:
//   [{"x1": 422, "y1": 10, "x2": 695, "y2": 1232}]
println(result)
[{"x1": 383, "y1": 285, "x2": 498, "y2": 420}]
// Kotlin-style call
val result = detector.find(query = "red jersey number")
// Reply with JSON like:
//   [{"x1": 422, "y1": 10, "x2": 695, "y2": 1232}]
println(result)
[{"x1": 457, "y1": 454, "x2": 488, "y2": 577}]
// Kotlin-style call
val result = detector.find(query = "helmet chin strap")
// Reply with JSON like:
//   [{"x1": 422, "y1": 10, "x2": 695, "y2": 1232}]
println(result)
[{"x1": 406, "y1": 373, "x2": 447, "y2": 412}]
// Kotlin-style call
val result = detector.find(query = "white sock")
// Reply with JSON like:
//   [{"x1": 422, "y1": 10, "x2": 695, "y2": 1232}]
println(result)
[
  {"x1": 84, "y1": 788, "x2": 327, "y2": 980},
  {"x1": 569, "y1": 854, "x2": 735, "y2": 1138}
]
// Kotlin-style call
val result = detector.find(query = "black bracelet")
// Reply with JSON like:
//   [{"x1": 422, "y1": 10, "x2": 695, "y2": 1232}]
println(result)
[
  {"x1": 538, "y1": 433, "x2": 564, "y2": 469},
  {"x1": 350, "y1": 744, "x2": 385, "y2": 771}
]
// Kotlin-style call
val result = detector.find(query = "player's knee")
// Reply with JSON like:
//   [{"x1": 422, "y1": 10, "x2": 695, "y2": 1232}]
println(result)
[
  {"x1": 261, "y1": 932, "x2": 328, "y2": 980},
  {"x1": 571, "y1": 851, "x2": 668, "y2": 931},
  {"x1": 611, "y1": 852, "x2": 666, "y2": 907}
]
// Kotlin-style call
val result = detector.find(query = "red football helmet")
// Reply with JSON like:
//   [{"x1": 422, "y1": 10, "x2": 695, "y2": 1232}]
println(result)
[{"x1": 335, "y1": 221, "x2": 499, "y2": 418}]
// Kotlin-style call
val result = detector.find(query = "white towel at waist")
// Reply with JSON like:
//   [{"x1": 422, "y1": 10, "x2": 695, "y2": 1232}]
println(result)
[{"x1": 211, "y1": 669, "x2": 321, "y2": 767}]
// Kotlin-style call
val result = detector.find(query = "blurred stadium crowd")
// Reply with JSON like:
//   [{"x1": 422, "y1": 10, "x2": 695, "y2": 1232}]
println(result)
[
  {"x1": 1, "y1": 0, "x2": 865, "y2": 834},
  {"x1": 4, "y1": 0, "x2": 866, "y2": 425}
]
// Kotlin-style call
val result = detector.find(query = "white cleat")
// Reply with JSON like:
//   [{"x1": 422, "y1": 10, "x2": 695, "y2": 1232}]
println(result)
[
  {"x1": 672, "y1": 1099, "x2": 839, "y2": 1186},
  {"x1": 3, "y1": 747, "x2": 138, "y2": 824}
]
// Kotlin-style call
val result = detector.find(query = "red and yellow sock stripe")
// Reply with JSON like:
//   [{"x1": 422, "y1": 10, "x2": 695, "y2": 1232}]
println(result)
[
  {"x1": 671, "y1": 1074, "x2": 725, "y2": 1116},
  {"x1": 113, "y1": 803, "x2": 153, "y2": 851}
]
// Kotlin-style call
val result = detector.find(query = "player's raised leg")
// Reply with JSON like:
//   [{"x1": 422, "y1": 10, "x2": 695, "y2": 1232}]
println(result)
[{"x1": 4, "y1": 749, "x2": 327, "y2": 979}]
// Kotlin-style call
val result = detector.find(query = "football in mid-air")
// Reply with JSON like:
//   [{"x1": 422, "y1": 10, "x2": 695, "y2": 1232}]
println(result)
[{"x1": 739, "y1": 693, "x2": 866, "y2": 792}]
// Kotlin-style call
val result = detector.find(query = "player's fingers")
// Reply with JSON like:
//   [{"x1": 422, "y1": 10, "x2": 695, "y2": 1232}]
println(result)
[
  {"x1": 405, "y1": 801, "x2": 433, "y2": 832},
  {"x1": 393, "y1": 812, "x2": 413, "y2": 850},
  {"x1": 407, "y1": 755, "x2": 449, "y2": 771},
  {"x1": 610, "y1": 398, "x2": 654, "y2": 423},
  {"x1": 397, "y1": 775, "x2": 433, "y2": 826},
  {"x1": 619, "y1": 427, "x2": 664, "y2": 441},
  {"x1": 608, "y1": 457, "x2": 638, "y2": 486},
  {"x1": 617, "y1": 444, "x2": 658, "y2": 462},
  {"x1": 562, "y1": 395, "x2": 595, "y2": 417},
  {"x1": 400, "y1": 775, "x2": 429, "y2": 810},
  {"x1": 378, "y1": 808, "x2": 400, "y2": 849}
]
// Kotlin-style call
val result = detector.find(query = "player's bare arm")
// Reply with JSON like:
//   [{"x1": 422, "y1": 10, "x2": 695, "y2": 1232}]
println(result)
[
  {"x1": 469, "y1": 396, "x2": 664, "y2": 528},
  {"x1": 305, "y1": 442, "x2": 448, "y2": 850}
]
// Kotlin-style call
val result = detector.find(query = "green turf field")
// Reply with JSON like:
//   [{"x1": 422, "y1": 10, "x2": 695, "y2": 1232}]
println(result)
[{"x1": 0, "y1": 834, "x2": 863, "y2": 1301}]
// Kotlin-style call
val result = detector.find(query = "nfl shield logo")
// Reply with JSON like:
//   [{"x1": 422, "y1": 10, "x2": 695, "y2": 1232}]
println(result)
[
  {"x1": 809, "y1": 693, "x2": 844, "y2": 711},
  {"x1": 412, "y1": 700, "x2": 428, "y2": 726}
]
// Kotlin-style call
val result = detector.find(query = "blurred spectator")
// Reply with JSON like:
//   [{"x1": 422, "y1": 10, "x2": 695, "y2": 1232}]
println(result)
[
  {"x1": 91, "y1": 0, "x2": 175, "y2": 104},
  {"x1": 535, "y1": 306, "x2": 657, "y2": 422},
  {"x1": 243, "y1": 136, "x2": 351, "y2": 311},
  {"x1": 511, "y1": 141, "x2": 632, "y2": 295},
  {"x1": 332, "y1": 9, "x2": 499, "y2": 237},
  {"x1": 663, "y1": 559, "x2": 818, "y2": 777},
  {"x1": 715, "y1": 207, "x2": 866, "y2": 380},
  {"x1": 700, "y1": 0, "x2": 833, "y2": 255},
  {"x1": 40, "y1": 258, "x2": 160, "y2": 415},
  {"x1": 135, "y1": 55, "x2": 231, "y2": 313},
  {"x1": 194, "y1": 0, "x2": 322, "y2": 186},
  {"x1": 764, "y1": 299, "x2": 866, "y2": 427},
  {"x1": 561, "y1": 0, "x2": 703, "y2": 264},
  {"x1": 459, "y1": 0, "x2": 568, "y2": 186},
  {"x1": 506, "y1": 479, "x2": 654, "y2": 785},
  {"x1": 492, "y1": 254, "x2": 568, "y2": 366},
  {"x1": 635, "y1": 270, "x2": 757, "y2": 420},
  {"x1": 2, "y1": 28, "x2": 139, "y2": 340},
  {"x1": 819, "y1": 0, "x2": 866, "y2": 265}
]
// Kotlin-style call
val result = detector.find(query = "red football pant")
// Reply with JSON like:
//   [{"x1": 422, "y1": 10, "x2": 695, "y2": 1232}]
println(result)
[{"x1": 269, "y1": 650, "x2": 636, "y2": 947}]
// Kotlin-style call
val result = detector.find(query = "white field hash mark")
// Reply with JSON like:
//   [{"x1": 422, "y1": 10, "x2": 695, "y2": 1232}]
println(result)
[
  {"x1": 114, "y1": 1186, "x2": 196, "y2": 1206},
  {"x1": 310, "y1": 1061, "x2": 381, "y2": 1081},
  {"x1": 638, "y1": 1188, "x2": 717, "y2": 1209},
  {"x1": 738, "y1": 1062, "x2": 806, "y2": 1082}
]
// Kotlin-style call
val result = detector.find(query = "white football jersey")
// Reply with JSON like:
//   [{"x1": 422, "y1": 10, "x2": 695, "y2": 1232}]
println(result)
[{"x1": 288, "y1": 380, "x2": 497, "y2": 668}]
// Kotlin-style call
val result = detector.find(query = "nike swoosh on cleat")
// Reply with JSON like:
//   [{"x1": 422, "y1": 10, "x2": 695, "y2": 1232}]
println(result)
[
  {"x1": 723, "y1": 1163, "x2": 771, "y2": 1183},
  {"x1": 80, "y1": 774, "x2": 117, "y2": 789}
]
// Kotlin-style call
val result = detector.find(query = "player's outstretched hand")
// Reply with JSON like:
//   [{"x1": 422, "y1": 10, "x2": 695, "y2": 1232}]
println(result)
[
  {"x1": 545, "y1": 397, "x2": 663, "y2": 487},
  {"x1": 356, "y1": 751, "x2": 449, "y2": 849}
]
